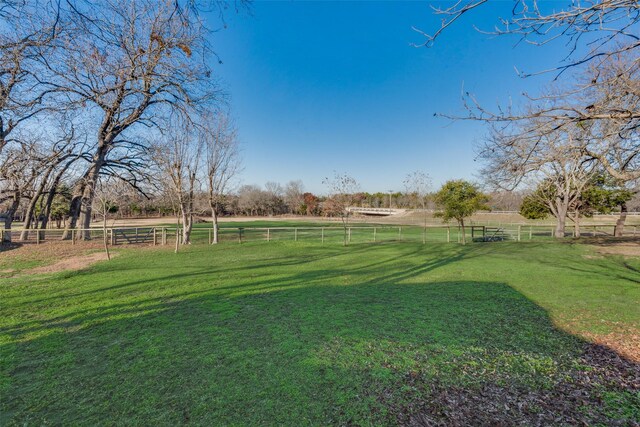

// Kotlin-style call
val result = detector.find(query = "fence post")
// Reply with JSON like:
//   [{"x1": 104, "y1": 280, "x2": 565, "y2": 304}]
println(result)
[
  {"x1": 321, "y1": 227, "x2": 324, "y2": 244},
  {"x1": 529, "y1": 226, "x2": 532, "y2": 240},
  {"x1": 153, "y1": 228, "x2": 157, "y2": 246},
  {"x1": 517, "y1": 225, "x2": 521, "y2": 242},
  {"x1": 635, "y1": 226, "x2": 637, "y2": 236},
  {"x1": 348, "y1": 227, "x2": 351, "y2": 243},
  {"x1": 36, "y1": 230, "x2": 40, "y2": 245},
  {"x1": 162, "y1": 228, "x2": 166, "y2": 245},
  {"x1": 71, "y1": 229, "x2": 75, "y2": 245},
  {"x1": 294, "y1": 228, "x2": 298, "y2": 241},
  {"x1": 267, "y1": 228, "x2": 270, "y2": 242},
  {"x1": 135, "y1": 227, "x2": 139, "y2": 243},
  {"x1": 551, "y1": 227, "x2": 554, "y2": 237},
  {"x1": 447, "y1": 227, "x2": 450, "y2": 243},
  {"x1": 398, "y1": 227, "x2": 402, "y2": 240},
  {"x1": 373, "y1": 227, "x2": 376, "y2": 242}
]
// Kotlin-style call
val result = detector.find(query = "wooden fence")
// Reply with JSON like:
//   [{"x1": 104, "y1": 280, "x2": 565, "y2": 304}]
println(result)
[{"x1": 1, "y1": 223, "x2": 633, "y2": 246}]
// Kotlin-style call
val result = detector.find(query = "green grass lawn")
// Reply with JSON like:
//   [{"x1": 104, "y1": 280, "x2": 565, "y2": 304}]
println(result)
[{"x1": 1, "y1": 240, "x2": 639, "y2": 425}]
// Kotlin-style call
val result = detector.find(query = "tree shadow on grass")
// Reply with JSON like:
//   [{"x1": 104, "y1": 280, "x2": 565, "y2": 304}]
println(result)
[{"x1": 2, "y1": 254, "x2": 639, "y2": 426}]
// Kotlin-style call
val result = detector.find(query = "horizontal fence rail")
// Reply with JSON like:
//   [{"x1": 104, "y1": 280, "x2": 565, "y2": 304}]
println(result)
[{"x1": 0, "y1": 223, "x2": 634, "y2": 247}]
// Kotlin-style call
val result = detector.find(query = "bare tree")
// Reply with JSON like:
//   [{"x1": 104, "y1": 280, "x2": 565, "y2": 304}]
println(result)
[
  {"x1": 0, "y1": 133, "x2": 56, "y2": 242},
  {"x1": 0, "y1": 0, "x2": 60, "y2": 156},
  {"x1": 202, "y1": 111, "x2": 240, "y2": 244},
  {"x1": 421, "y1": 2, "x2": 640, "y2": 191},
  {"x1": 418, "y1": 0, "x2": 640, "y2": 76},
  {"x1": 237, "y1": 185, "x2": 266, "y2": 216},
  {"x1": 480, "y1": 118, "x2": 596, "y2": 238},
  {"x1": 17, "y1": 120, "x2": 85, "y2": 240},
  {"x1": 323, "y1": 172, "x2": 359, "y2": 246},
  {"x1": 154, "y1": 118, "x2": 201, "y2": 245},
  {"x1": 284, "y1": 180, "x2": 305, "y2": 214},
  {"x1": 403, "y1": 170, "x2": 432, "y2": 243},
  {"x1": 264, "y1": 181, "x2": 285, "y2": 215},
  {"x1": 93, "y1": 177, "x2": 120, "y2": 261},
  {"x1": 41, "y1": 0, "x2": 221, "y2": 239}
]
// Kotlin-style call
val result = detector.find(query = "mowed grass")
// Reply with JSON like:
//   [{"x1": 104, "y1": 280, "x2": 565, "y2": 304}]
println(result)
[{"x1": 1, "y1": 240, "x2": 639, "y2": 425}]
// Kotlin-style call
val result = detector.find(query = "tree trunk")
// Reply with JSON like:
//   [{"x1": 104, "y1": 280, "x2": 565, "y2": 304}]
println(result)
[
  {"x1": 459, "y1": 218, "x2": 466, "y2": 245},
  {"x1": 342, "y1": 213, "x2": 349, "y2": 246},
  {"x1": 615, "y1": 202, "x2": 627, "y2": 237},
  {"x1": 180, "y1": 206, "x2": 192, "y2": 244},
  {"x1": 555, "y1": 216, "x2": 566, "y2": 238},
  {"x1": 2, "y1": 192, "x2": 20, "y2": 243},
  {"x1": 62, "y1": 181, "x2": 86, "y2": 240},
  {"x1": 71, "y1": 143, "x2": 108, "y2": 240},
  {"x1": 423, "y1": 204, "x2": 427, "y2": 244},
  {"x1": 20, "y1": 166, "x2": 55, "y2": 240},
  {"x1": 211, "y1": 203, "x2": 219, "y2": 244},
  {"x1": 572, "y1": 212, "x2": 581, "y2": 238},
  {"x1": 174, "y1": 214, "x2": 181, "y2": 253},
  {"x1": 78, "y1": 165, "x2": 101, "y2": 240},
  {"x1": 102, "y1": 202, "x2": 111, "y2": 261},
  {"x1": 553, "y1": 197, "x2": 569, "y2": 238},
  {"x1": 40, "y1": 169, "x2": 66, "y2": 232}
]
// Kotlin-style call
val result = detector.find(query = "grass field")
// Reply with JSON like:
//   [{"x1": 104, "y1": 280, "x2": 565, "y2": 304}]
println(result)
[{"x1": 1, "y1": 239, "x2": 639, "y2": 425}]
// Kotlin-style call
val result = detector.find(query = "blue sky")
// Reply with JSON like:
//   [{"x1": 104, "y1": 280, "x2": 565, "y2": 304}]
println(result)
[{"x1": 210, "y1": 1, "x2": 568, "y2": 194}]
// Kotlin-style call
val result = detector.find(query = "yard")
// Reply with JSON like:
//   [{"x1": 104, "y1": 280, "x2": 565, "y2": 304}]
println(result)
[{"x1": 1, "y1": 239, "x2": 639, "y2": 425}]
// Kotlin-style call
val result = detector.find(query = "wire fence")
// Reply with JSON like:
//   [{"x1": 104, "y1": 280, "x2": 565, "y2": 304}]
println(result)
[{"x1": 1, "y1": 223, "x2": 634, "y2": 247}]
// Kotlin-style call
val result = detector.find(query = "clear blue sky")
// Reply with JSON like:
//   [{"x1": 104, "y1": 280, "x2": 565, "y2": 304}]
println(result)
[{"x1": 210, "y1": 1, "x2": 567, "y2": 194}]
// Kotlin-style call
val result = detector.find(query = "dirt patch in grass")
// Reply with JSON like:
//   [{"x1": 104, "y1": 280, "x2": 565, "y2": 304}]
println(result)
[
  {"x1": 594, "y1": 242, "x2": 640, "y2": 257},
  {"x1": 0, "y1": 241, "x2": 128, "y2": 275},
  {"x1": 579, "y1": 238, "x2": 640, "y2": 257},
  {"x1": 25, "y1": 251, "x2": 116, "y2": 274}
]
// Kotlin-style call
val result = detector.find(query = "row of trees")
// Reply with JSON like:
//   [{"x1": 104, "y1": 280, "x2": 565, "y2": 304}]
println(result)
[{"x1": 0, "y1": 0, "x2": 247, "y2": 243}]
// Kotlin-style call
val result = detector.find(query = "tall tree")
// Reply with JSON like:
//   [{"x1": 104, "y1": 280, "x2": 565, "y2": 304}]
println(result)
[
  {"x1": 43, "y1": 0, "x2": 220, "y2": 239},
  {"x1": 284, "y1": 180, "x2": 305, "y2": 215},
  {"x1": 153, "y1": 118, "x2": 201, "y2": 245},
  {"x1": 422, "y1": 2, "x2": 640, "y2": 193},
  {"x1": 202, "y1": 111, "x2": 240, "y2": 244}
]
